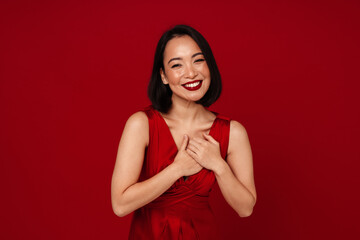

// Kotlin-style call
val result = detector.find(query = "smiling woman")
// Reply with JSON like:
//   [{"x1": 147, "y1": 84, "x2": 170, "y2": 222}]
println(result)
[
  {"x1": 160, "y1": 35, "x2": 211, "y2": 105},
  {"x1": 111, "y1": 24, "x2": 256, "y2": 240}
]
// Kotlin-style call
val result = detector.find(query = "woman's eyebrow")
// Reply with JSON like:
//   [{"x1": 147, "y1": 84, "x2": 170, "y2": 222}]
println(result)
[{"x1": 167, "y1": 52, "x2": 204, "y2": 64}]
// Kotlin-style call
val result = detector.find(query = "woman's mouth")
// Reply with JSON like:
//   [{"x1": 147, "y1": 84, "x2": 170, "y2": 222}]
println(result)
[{"x1": 182, "y1": 80, "x2": 202, "y2": 91}]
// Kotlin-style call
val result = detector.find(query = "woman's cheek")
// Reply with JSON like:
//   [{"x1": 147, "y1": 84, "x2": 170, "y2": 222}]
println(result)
[{"x1": 178, "y1": 69, "x2": 185, "y2": 77}]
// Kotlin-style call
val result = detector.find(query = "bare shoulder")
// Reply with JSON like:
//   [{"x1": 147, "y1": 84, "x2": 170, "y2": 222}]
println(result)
[
  {"x1": 228, "y1": 120, "x2": 251, "y2": 155},
  {"x1": 123, "y1": 111, "x2": 149, "y2": 146},
  {"x1": 126, "y1": 111, "x2": 148, "y2": 128},
  {"x1": 229, "y1": 120, "x2": 249, "y2": 139}
]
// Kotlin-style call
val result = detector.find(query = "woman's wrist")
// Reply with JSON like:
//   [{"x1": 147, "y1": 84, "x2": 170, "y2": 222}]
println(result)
[
  {"x1": 213, "y1": 159, "x2": 228, "y2": 177},
  {"x1": 168, "y1": 162, "x2": 183, "y2": 180}
]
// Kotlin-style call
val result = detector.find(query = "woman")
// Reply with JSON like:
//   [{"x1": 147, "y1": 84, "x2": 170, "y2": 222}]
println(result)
[{"x1": 111, "y1": 24, "x2": 256, "y2": 239}]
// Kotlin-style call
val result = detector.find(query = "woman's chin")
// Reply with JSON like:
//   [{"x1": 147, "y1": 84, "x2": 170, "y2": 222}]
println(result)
[{"x1": 173, "y1": 94, "x2": 204, "y2": 103}]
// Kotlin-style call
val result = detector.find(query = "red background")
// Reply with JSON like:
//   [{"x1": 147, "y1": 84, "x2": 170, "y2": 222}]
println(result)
[{"x1": 1, "y1": 0, "x2": 359, "y2": 239}]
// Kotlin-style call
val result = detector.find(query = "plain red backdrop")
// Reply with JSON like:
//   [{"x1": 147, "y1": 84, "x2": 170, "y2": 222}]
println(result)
[{"x1": 1, "y1": 0, "x2": 359, "y2": 239}]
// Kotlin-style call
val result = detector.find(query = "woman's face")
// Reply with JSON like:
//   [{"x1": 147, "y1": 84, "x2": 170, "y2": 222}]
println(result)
[{"x1": 160, "y1": 35, "x2": 211, "y2": 103}]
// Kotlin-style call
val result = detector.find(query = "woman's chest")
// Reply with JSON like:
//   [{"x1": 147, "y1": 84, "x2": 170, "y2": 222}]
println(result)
[{"x1": 166, "y1": 121, "x2": 213, "y2": 151}]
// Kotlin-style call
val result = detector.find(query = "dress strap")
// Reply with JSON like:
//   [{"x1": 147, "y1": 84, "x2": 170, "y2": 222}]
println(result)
[
  {"x1": 210, "y1": 112, "x2": 231, "y2": 161},
  {"x1": 140, "y1": 104, "x2": 154, "y2": 117},
  {"x1": 140, "y1": 104, "x2": 155, "y2": 135}
]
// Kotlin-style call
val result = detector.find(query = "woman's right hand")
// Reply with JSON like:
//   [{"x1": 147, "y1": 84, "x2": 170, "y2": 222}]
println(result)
[{"x1": 172, "y1": 134, "x2": 203, "y2": 177}]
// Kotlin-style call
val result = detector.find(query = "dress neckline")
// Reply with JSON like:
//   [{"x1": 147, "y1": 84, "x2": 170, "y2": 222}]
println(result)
[
  {"x1": 150, "y1": 106, "x2": 219, "y2": 184},
  {"x1": 153, "y1": 107, "x2": 219, "y2": 153}
]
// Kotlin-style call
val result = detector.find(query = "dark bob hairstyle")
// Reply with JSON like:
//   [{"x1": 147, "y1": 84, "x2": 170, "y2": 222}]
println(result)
[{"x1": 147, "y1": 24, "x2": 222, "y2": 113}]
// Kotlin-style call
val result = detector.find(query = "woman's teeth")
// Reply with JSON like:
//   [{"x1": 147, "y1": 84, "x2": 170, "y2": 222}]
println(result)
[{"x1": 184, "y1": 81, "x2": 200, "y2": 87}]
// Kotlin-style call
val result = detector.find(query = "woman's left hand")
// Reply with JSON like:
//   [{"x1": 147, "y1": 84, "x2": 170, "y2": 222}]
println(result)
[{"x1": 186, "y1": 132, "x2": 224, "y2": 172}]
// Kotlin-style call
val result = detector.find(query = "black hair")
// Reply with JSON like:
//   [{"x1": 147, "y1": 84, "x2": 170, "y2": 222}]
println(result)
[{"x1": 147, "y1": 24, "x2": 222, "y2": 113}]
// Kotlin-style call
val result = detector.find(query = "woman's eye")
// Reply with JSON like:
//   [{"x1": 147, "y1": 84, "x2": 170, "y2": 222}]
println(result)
[
  {"x1": 195, "y1": 59, "x2": 205, "y2": 63},
  {"x1": 171, "y1": 64, "x2": 181, "y2": 68}
]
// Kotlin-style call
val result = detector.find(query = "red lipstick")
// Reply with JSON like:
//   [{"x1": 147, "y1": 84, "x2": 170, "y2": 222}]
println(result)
[{"x1": 182, "y1": 80, "x2": 202, "y2": 91}]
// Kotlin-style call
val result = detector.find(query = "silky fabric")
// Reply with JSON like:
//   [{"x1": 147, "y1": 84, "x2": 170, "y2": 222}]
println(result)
[{"x1": 129, "y1": 105, "x2": 231, "y2": 240}]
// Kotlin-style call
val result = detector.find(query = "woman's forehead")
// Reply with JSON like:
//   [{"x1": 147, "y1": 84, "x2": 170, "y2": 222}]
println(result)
[{"x1": 164, "y1": 35, "x2": 201, "y2": 59}]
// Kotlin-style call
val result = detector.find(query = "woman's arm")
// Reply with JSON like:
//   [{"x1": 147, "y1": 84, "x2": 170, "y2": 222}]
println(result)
[
  {"x1": 111, "y1": 112, "x2": 201, "y2": 217},
  {"x1": 186, "y1": 120, "x2": 256, "y2": 217},
  {"x1": 214, "y1": 120, "x2": 256, "y2": 217}
]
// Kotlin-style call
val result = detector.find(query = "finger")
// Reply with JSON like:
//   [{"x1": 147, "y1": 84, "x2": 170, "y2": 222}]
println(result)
[
  {"x1": 203, "y1": 132, "x2": 217, "y2": 144},
  {"x1": 186, "y1": 148, "x2": 198, "y2": 160},
  {"x1": 180, "y1": 134, "x2": 189, "y2": 151},
  {"x1": 187, "y1": 143, "x2": 199, "y2": 154},
  {"x1": 189, "y1": 139, "x2": 202, "y2": 150}
]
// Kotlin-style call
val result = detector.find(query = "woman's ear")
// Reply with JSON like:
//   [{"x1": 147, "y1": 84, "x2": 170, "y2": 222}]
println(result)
[{"x1": 160, "y1": 68, "x2": 169, "y2": 85}]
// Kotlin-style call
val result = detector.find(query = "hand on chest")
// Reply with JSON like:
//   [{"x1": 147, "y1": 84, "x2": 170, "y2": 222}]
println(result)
[{"x1": 165, "y1": 120, "x2": 214, "y2": 151}]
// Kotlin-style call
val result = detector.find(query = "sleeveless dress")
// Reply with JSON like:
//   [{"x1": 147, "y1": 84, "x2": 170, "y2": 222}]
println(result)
[{"x1": 128, "y1": 105, "x2": 231, "y2": 240}]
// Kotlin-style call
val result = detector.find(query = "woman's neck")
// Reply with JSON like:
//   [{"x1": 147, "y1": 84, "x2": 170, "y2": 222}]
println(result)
[{"x1": 164, "y1": 97, "x2": 208, "y2": 125}]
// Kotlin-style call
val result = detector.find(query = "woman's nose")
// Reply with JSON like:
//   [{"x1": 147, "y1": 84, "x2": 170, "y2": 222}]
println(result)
[{"x1": 185, "y1": 64, "x2": 197, "y2": 78}]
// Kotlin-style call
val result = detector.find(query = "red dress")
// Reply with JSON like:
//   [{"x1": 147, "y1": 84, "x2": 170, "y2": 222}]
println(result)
[{"x1": 129, "y1": 105, "x2": 231, "y2": 240}]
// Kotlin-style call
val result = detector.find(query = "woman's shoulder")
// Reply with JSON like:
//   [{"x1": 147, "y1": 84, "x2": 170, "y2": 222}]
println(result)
[
  {"x1": 123, "y1": 106, "x2": 152, "y2": 146},
  {"x1": 214, "y1": 112, "x2": 247, "y2": 138},
  {"x1": 210, "y1": 109, "x2": 248, "y2": 140},
  {"x1": 124, "y1": 106, "x2": 153, "y2": 130},
  {"x1": 229, "y1": 120, "x2": 248, "y2": 137},
  {"x1": 125, "y1": 104, "x2": 160, "y2": 130},
  {"x1": 209, "y1": 109, "x2": 231, "y2": 122},
  {"x1": 211, "y1": 110, "x2": 246, "y2": 132},
  {"x1": 126, "y1": 111, "x2": 148, "y2": 124},
  {"x1": 127, "y1": 105, "x2": 154, "y2": 121},
  {"x1": 227, "y1": 119, "x2": 250, "y2": 155}
]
